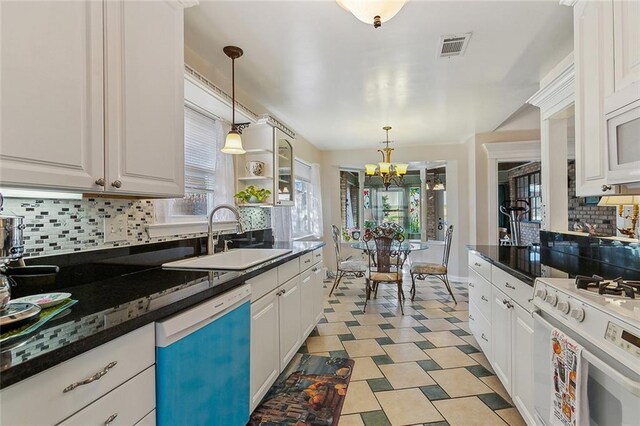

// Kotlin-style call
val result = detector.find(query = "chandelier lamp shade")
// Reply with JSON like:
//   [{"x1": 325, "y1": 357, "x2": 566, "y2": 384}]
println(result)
[
  {"x1": 221, "y1": 45, "x2": 249, "y2": 154},
  {"x1": 364, "y1": 126, "x2": 408, "y2": 190},
  {"x1": 336, "y1": 0, "x2": 407, "y2": 28}
]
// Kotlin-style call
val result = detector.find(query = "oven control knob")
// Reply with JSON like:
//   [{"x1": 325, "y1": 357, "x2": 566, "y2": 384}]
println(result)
[
  {"x1": 557, "y1": 301, "x2": 570, "y2": 315},
  {"x1": 535, "y1": 288, "x2": 547, "y2": 300},
  {"x1": 545, "y1": 294, "x2": 558, "y2": 307},
  {"x1": 570, "y1": 307, "x2": 585, "y2": 322}
]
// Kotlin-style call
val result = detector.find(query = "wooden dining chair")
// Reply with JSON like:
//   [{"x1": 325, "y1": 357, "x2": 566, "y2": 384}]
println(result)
[
  {"x1": 409, "y1": 225, "x2": 456, "y2": 303},
  {"x1": 363, "y1": 225, "x2": 406, "y2": 315},
  {"x1": 329, "y1": 225, "x2": 367, "y2": 296}
]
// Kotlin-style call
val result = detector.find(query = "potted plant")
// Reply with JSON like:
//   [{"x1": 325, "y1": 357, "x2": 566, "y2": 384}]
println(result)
[{"x1": 234, "y1": 185, "x2": 272, "y2": 204}]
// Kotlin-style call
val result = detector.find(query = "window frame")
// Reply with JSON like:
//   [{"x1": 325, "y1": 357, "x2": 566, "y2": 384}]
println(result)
[
  {"x1": 291, "y1": 158, "x2": 314, "y2": 240},
  {"x1": 515, "y1": 171, "x2": 542, "y2": 222}
]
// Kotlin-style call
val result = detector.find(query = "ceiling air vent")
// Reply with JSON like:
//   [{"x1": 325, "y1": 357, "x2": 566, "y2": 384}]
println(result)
[{"x1": 438, "y1": 33, "x2": 471, "y2": 58}]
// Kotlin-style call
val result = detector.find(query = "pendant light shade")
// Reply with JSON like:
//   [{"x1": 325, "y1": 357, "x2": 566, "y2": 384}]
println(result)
[
  {"x1": 221, "y1": 45, "x2": 246, "y2": 155},
  {"x1": 365, "y1": 164, "x2": 377, "y2": 175},
  {"x1": 336, "y1": 0, "x2": 407, "y2": 28},
  {"x1": 222, "y1": 131, "x2": 245, "y2": 154}
]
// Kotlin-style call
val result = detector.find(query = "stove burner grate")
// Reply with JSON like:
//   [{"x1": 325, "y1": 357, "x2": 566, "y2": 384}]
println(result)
[{"x1": 574, "y1": 275, "x2": 640, "y2": 299}]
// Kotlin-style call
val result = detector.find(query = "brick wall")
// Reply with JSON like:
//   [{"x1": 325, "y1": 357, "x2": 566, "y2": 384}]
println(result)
[{"x1": 567, "y1": 160, "x2": 616, "y2": 236}]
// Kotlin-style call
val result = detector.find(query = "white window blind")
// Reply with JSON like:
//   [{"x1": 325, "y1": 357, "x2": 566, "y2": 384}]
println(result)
[
  {"x1": 184, "y1": 107, "x2": 218, "y2": 192},
  {"x1": 171, "y1": 107, "x2": 219, "y2": 218}
]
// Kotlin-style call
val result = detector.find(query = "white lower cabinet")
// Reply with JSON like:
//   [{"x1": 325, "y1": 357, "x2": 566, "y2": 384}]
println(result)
[
  {"x1": 250, "y1": 287, "x2": 280, "y2": 411},
  {"x1": 249, "y1": 252, "x2": 324, "y2": 412},
  {"x1": 468, "y1": 253, "x2": 536, "y2": 425},
  {"x1": 279, "y1": 275, "x2": 302, "y2": 371},
  {"x1": 136, "y1": 410, "x2": 156, "y2": 426},
  {"x1": 58, "y1": 367, "x2": 155, "y2": 426},
  {"x1": 491, "y1": 286, "x2": 513, "y2": 394},
  {"x1": 300, "y1": 269, "x2": 316, "y2": 339},
  {"x1": 313, "y1": 264, "x2": 325, "y2": 323},
  {"x1": 0, "y1": 324, "x2": 155, "y2": 425},
  {"x1": 511, "y1": 302, "x2": 536, "y2": 426}
]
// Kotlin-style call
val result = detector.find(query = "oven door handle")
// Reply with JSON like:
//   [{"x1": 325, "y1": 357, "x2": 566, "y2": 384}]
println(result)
[
  {"x1": 582, "y1": 350, "x2": 640, "y2": 397},
  {"x1": 533, "y1": 311, "x2": 640, "y2": 398}
]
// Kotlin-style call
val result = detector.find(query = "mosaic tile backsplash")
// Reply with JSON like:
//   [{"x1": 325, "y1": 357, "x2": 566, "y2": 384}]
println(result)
[{"x1": 2, "y1": 197, "x2": 271, "y2": 258}]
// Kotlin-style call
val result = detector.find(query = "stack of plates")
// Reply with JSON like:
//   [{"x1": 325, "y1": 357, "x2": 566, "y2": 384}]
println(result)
[{"x1": 0, "y1": 292, "x2": 71, "y2": 330}]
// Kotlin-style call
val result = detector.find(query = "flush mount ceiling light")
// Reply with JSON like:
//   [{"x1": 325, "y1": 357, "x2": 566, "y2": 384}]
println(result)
[
  {"x1": 336, "y1": 0, "x2": 407, "y2": 28},
  {"x1": 364, "y1": 126, "x2": 408, "y2": 190},
  {"x1": 221, "y1": 46, "x2": 249, "y2": 154}
]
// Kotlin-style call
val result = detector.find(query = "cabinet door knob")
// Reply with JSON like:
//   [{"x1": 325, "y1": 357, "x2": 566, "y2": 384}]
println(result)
[
  {"x1": 601, "y1": 184, "x2": 612, "y2": 192},
  {"x1": 111, "y1": 180, "x2": 122, "y2": 188},
  {"x1": 95, "y1": 178, "x2": 105, "y2": 187}
]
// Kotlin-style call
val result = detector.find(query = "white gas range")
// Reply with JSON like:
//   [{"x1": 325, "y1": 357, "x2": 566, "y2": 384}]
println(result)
[{"x1": 532, "y1": 277, "x2": 640, "y2": 426}]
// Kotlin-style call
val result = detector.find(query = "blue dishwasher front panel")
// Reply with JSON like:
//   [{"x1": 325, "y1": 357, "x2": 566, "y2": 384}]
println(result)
[{"x1": 156, "y1": 301, "x2": 250, "y2": 426}]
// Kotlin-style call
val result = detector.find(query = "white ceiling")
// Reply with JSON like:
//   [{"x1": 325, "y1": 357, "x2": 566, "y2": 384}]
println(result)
[{"x1": 185, "y1": 1, "x2": 573, "y2": 150}]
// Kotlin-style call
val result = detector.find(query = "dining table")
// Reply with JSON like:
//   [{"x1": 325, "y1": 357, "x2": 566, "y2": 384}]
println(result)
[{"x1": 350, "y1": 241, "x2": 429, "y2": 266}]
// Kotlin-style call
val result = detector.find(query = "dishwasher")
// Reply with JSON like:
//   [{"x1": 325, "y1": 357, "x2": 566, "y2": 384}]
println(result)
[{"x1": 156, "y1": 284, "x2": 251, "y2": 426}]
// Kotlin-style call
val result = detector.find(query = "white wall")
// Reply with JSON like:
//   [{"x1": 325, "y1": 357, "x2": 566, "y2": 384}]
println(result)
[{"x1": 320, "y1": 143, "x2": 471, "y2": 280}]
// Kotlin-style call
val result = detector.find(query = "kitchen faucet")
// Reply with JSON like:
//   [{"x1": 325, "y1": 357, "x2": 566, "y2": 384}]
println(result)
[{"x1": 207, "y1": 204, "x2": 244, "y2": 254}]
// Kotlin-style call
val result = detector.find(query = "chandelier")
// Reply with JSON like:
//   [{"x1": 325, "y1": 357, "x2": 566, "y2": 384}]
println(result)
[
  {"x1": 336, "y1": 0, "x2": 407, "y2": 28},
  {"x1": 364, "y1": 126, "x2": 408, "y2": 190}
]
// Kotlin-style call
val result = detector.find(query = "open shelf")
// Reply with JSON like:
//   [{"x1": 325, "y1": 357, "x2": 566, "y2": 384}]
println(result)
[
  {"x1": 238, "y1": 176, "x2": 273, "y2": 181},
  {"x1": 237, "y1": 203, "x2": 273, "y2": 207},
  {"x1": 244, "y1": 148, "x2": 273, "y2": 154}
]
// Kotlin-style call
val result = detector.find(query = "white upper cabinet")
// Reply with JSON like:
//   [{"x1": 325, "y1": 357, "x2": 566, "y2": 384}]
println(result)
[
  {"x1": 0, "y1": 1, "x2": 104, "y2": 191},
  {"x1": 574, "y1": 0, "x2": 616, "y2": 196},
  {"x1": 0, "y1": 0, "x2": 186, "y2": 197},
  {"x1": 612, "y1": 0, "x2": 640, "y2": 99},
  {"x1": 104, "y1": 0, "x2": 185, "y2": 196}
]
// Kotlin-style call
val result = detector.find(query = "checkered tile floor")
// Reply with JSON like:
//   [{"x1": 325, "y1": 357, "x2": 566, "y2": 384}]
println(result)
[{"x1": 298, "y1": 274, "x2": 526, "y2": 426}]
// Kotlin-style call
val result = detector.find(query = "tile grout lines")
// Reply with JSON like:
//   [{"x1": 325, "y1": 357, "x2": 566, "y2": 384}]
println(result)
[{"x1": 299, "y1": 276, "x2": 525, "y2": 426}]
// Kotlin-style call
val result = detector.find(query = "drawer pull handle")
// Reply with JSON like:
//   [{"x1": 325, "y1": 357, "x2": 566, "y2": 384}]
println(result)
[
  {"x1": 468, "y1": 283, "x2": 475, "y2": 288},
  {"x1": 469, "y1": 314, "x2": 474, "y2": 320},
  {"x1": 105, "y1": 413, "x2": 118, "y2": 425},
  {"x1": 63, "y1": 361, "x2": 118, "y2": 393},
  {"x1": 304, "y1": 259, "x2": 311, "y2": 263},
  {"x1": 474, "y1": 262, "x2": 481, "y2": 267},
  {"x1": 505, "y1": 283, "x2": 516, "y2": 290},
  {"x1": 481, "y1": 295, "x2": 488, "y2": 302},
  {"x1": 481, "y1": 333, "x2": 488, "y2": 342}
]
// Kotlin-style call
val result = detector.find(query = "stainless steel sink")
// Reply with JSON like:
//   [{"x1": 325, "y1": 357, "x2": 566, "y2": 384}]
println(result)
[{"x1": 162, "y1": 248, "x2": 292, "y2": 271}]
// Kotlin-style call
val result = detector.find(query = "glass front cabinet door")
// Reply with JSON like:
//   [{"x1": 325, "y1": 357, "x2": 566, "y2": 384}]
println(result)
[{"x1": 275, "y1": 129, "x2": 294, "y2": 206}]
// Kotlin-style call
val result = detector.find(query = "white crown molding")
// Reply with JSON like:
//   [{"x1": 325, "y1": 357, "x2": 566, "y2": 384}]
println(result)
[
  {"x1": 527, "y1": 60, "x2": 575, "y2": 119},
  {"x1": 483, "y1": 140, "x2": 541, "y2": 160},
  {"x1": 257, "y1": 114, "x2": 296, "y2": 139},
  {"x1": 184, "y1": 64, "x2": 259, "y2": 123}
]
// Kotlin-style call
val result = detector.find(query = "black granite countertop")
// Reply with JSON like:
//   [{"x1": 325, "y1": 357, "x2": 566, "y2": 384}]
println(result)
[
  {"x1": 466, "y1": 243, "x2": 640, "y2": 286},
  {"x1": 0, "y1": 238, "x2": 325, "y2": 389}
]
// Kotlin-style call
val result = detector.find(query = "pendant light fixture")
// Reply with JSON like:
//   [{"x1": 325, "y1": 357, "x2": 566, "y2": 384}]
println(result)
[
  {"x1": 221, "y1": 46, "x2": 249, "y2": 154},
  {"x1": 364, "y1": 126, "x2": 408, "y2": 190},
  {"x1": 336, "y1": 0, "x2": 407, "y2": 28}
]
